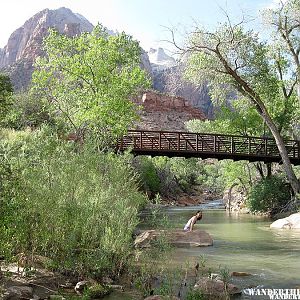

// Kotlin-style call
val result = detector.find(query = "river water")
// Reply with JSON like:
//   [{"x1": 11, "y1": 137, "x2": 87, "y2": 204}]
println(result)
[
  {"x1": 106, "y1": 201, "x2": 300, "y2": 299},
  {"x1": 163, "y1": 201, "x2": 300, "y2": 299}
]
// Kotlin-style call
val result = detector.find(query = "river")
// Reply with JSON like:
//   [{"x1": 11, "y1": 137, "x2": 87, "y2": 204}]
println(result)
[
  {"x1": 164, "y1": 201, "x2": 300, "y2": 299},
  {"x1": 106, "y1": 201, "x2": 300, "y2": 299}
]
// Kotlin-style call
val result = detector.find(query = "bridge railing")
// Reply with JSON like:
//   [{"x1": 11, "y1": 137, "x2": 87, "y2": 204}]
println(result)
[{"x1": 117, "y1": 130, "x2": 300, "y2": 160}]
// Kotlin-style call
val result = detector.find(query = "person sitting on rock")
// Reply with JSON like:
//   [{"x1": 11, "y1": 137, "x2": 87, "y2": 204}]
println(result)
[{"x1": 183, "y1": 210, "x2": 202, "y2": 232}]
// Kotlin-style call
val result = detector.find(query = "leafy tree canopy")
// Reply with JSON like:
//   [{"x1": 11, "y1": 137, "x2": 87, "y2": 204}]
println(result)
[
  {"x1": 31, "y1": 24, "x2": 150, "y2": 142},
  {"x1": 184, "y1": 22, "x2": 298, "y2": 138},
  {"x1": 178, "y1": 10, "x2": 300, "y2": 194}
]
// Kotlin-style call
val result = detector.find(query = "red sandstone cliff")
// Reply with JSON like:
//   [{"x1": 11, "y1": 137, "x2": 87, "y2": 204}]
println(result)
[{"x1": 134, "y1": 91, "x2": 206, "y2": 131}]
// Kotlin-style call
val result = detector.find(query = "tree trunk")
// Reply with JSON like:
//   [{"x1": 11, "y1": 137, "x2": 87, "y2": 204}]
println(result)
[
  {"x1": 266, "y1": 163, "x2": 272, "y2": 178},
  {"x1": 262, "y1": 110, "x2": 300, "y2": 195},
  {"x1": 255, "y1": 162, "x2": 265, "y2": 179}
]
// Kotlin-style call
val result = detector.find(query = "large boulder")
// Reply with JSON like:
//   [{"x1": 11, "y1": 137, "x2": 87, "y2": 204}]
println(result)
[
  {"x1": 134, "y1": 229, "x2": 213, "y2": 249},
  {"x1": 270, "y1": 213, "x2": 300, "y2": 229},
  {"x1": 194, "y1": 278, "x2": 241, "y2": 297}
]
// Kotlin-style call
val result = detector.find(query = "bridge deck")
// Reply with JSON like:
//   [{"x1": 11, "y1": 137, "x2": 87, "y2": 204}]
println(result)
[{"x1": 117, "y1": 130, "x2": 300, "y2": 165}]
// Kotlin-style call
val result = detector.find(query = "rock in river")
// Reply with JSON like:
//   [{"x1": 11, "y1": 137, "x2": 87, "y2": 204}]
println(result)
[
  {"x1": 134, "y1": 229, "x2": 213, "y2": 249},
  {"x1": 194, "y1": 278, "x2": 241, "y2": 297},
  {"x1": 270, "y1": 213, "x2": 300, "y2": 229}
]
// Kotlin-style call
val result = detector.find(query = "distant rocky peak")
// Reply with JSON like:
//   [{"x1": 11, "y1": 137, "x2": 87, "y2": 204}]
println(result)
[
  {"x1": 148, "y1": 47, "x2": 176, "y2": 69},
  {"x1": 0, "y1": 7, "x2": 94, "y2": 69}
]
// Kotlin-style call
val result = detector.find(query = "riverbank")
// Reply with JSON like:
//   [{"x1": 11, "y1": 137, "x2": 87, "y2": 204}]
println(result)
[
  {"x1": 159, "y1": 188, "x2": 222, "y2": 207},
  {"x1": 2, "y1": 203, "x2": 299, "y2": 300}
]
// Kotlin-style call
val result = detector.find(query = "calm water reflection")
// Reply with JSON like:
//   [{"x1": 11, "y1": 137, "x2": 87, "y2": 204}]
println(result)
[{"x1": 163, "y1": 205, "x2": 300, "y2": 299}]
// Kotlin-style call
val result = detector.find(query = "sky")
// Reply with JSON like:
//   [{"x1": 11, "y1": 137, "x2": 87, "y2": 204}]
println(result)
[{"x1": 0, "y1": 0, "x2": 280, "y2": 51}]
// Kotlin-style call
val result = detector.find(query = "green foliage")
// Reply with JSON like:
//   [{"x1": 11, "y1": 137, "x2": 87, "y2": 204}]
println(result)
[
  {"x1": 187, "y1": 109, "x2": 269, "y2": 192},
  {"x1": 168, "y1": 158, "x2": 199, "y2": 192},
  {"x1": 196, "y1": 161, "x2": 224, "y2": 194},
  {"x1": 0, "y1": 127, "x2": 146, "y2": 276},
  {"x1": 186, "y1": 288, "x2": 204, "y2": 300},
  {"x1": 151, "y1": 156, "x2": 179, "y2": 196},
  {"x1": 219, "y1": 160, "x2": 255, "y2": 190},
  {"x1": 134, "y1": 156, "x2": 161, "y2": 195},
  {"x1": 263, "y1": 0, "x2": 300, "y2": 136},
  {"x1": 152, "y1": 157, "x2": 206, "y2": 194},
  {"x1": 182, "y1": 13, "x2": 300, "y2": 196},
  {"x1": 186, "y1": 98, "x2": 265, "y2": 137},
  {"x1": 83, "y1": 284, "x2": 112, "y2": 299},
  {"x1": 219, "y1": 265, "x2": 231, "y2": 300},
  {"x1": 185, "y1": 24, "x2": 280, "y2": 104},
  {"x1": 0, "y1": 73, "x2": 13, "y2": 126},
  {"x1": 153, "y1": 268, "x2": 182, "y2": 297},
  {"x1": 134, "y1": 156, "x2": 204, "y2": 197},
  {"x1": 146, "y1": 204, "x2": 171, "y2": 230},
  {"x1": 134, "y1": 155, "x2": 227, "y2": 197},
  {"x1": 4, "y1": 91, "x2": 53, "y2": 129},
  {"x1": 247, "y1": 175, "x2": 291, "y2": 215},
  {"x1": 31, "y1": 24, "x2": 150, "y2": 143}
]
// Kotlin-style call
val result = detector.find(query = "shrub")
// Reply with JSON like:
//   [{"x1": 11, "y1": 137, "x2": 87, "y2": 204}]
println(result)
[
  {"x1": 84, "y1": 284, "x2": 112, "y2": 298},
  {"x1": 0, "y1": 127, "x2": 147, "y2": 276},
  {"x1": 134, "y1": 156, "x2": 161, "y2": 196},
  {"x1": 247, "y1": 175, "x2": 291, "y2": 215},
  {"x1": 186, "y1": 288, "x2": 204, "y2": 300}
]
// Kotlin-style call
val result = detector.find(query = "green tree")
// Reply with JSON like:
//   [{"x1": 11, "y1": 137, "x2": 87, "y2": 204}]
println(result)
[
  {"x1": 31, "y1": 24, "x2": 150, "y2": 143},
  {"x1": 247, "y1": 175, "x2": 291, "y2": 216},
  {"x1": 0, "y1": 74, "x2": 13, "y2": 125},
  {"x1": 176, "y1": 19, "x2": 300, "y2": 196},
  {"x1": 186, "y1": 99, "x2": 264, "y2": 137}
]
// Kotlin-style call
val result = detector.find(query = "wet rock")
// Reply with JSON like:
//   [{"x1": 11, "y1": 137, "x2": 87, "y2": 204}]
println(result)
[
  {"x1": 134, "y1": 229, "x2": 213, "y2": 249},
  {"x1": 270, "y1": 213, "x2": 300, "y2": 229},
  {"x1": 194, "y1": 278, "x2": 241, "y2": 297},
  {"x1": 3, "y1": 285, "x2": 34, "y2": 300},
  {"x1": 231, "y1": 271, "x2": 251, "y2": 277}
]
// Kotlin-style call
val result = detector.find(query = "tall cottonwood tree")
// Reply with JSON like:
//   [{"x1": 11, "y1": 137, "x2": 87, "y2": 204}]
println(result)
[
  {"x1": 176, "y1": 21, "x2": 300, "y2": 197},
  {"x1": 31, "y1": 24, "x2": 150, "y2": 142},
  {"x1": 265, "y1": 0, "x2": 300, "y2": 92}
]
